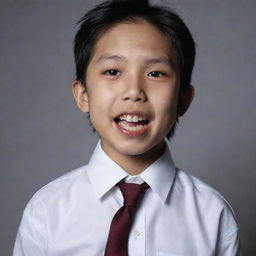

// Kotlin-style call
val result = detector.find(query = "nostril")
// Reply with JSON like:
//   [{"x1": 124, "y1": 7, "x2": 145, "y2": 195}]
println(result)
[
  {"x1": 123, "y1": 96, "x2": 145, "y2": 102},
  {"x1": 136, "y1": 97, "x2": 143, "y2": 102}
]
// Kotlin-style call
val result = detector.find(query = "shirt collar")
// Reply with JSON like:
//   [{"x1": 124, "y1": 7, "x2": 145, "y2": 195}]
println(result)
[{"x1": 87, "y1": 140, "x2": 176, "y2": 204}]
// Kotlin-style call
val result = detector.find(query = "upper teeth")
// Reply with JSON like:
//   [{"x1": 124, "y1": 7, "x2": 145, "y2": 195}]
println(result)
[{"x1": 119, "y1": 114, "x2": 146, "y2": 122}]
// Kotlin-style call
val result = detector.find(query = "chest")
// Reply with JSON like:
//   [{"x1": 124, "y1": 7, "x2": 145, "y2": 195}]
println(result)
[{"x1": 46, "y1": 192, "x2": 218, "y2": 256}]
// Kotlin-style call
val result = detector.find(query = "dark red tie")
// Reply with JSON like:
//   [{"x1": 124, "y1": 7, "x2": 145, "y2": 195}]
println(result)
[{"x1": 104, "y1": 181, "x2": 149, "y2": 256}]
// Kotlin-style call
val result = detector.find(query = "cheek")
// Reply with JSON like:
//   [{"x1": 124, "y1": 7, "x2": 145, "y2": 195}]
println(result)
[
  {"x1": 87, "y1": 84, "x2": 116, "y2": 123},
  {"x1": 151, "y1": 90, "x2": 179, "y2": 136},
  {"x1": 153, "y1": 88, "x2": 179, "y2": 117}
]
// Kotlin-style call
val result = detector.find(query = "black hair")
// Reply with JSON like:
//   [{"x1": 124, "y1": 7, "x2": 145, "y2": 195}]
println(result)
[{"x1": 73, "y1": 0, "x2": 196, "y2": 139}]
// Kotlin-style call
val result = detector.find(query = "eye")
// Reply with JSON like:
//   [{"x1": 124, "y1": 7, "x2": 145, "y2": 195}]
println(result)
[
  {"x1": 148, "y1": 71, "x2": 166, "y2": 77},
  {"x1": 103, "y1": 69, "x2": 121, "y2": 76}
]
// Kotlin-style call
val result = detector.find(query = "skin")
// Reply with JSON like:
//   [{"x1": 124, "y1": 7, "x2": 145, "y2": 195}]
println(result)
[{"x1": 72, "y1": 19, "x2": 194, "y2": 175}]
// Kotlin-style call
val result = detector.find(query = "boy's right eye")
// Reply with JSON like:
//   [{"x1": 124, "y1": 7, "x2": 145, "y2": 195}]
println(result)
[{"x1": 103, "y1": 69, "x2": 121, "y2": 76}]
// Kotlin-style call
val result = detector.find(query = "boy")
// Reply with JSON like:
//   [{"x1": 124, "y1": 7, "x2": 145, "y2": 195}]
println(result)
[{"x1": 13, "y1": 0, "x2": 242, "y2": 255}]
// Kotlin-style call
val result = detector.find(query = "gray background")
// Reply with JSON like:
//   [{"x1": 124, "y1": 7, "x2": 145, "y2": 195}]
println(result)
[{"x1": 0, "y1": 0, "x2": 255, "y2": 255}]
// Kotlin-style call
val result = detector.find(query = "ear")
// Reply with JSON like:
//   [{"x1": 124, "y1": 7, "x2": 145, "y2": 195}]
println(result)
[
  {"x1": 72, "y1": 80, "x2": 89, "y2": 113},
  {"x1": 177, "y1": 85, "x2": 195, "y2": 117}
]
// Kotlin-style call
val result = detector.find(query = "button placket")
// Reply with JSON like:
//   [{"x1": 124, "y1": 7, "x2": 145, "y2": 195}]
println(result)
[{"x1": 128, "y1": 204, "x2": 145, "y2": 255}]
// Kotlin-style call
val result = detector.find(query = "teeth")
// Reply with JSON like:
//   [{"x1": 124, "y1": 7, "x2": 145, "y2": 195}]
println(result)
[
  {"x1": 119, "y1": 114, "x2": 146, "y2": 122},
  {"x1": 132, "y1": 115, "x2": 139, "y2": 122},
  {"x1": 119, "y1": 121, "x2": 145, "y2": 131}
]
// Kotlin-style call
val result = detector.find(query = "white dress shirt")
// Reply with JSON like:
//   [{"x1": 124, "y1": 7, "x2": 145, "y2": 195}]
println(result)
[{"x1": 13, "y1": 141, "x2": 241, "y2": 256}]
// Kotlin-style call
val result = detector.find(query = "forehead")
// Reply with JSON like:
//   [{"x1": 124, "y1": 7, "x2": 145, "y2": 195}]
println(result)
[{"x1": 89, "y1": 20, "x2": 177, "y2": 68}]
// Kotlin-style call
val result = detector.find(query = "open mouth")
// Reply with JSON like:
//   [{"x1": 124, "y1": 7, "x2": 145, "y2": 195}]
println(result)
[{"x1": 114, "y1": 114, "x2": 150, "y2": 133}]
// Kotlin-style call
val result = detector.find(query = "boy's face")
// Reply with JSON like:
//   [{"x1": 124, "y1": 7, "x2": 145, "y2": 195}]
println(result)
[{"x1": 73, "y1": 20, "x2": 194, "y2": 168}]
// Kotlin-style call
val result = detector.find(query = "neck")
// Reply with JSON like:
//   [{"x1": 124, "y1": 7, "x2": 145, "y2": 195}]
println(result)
[{"x1": 102, "y1": 141, "x2": 166, "y2": 175}]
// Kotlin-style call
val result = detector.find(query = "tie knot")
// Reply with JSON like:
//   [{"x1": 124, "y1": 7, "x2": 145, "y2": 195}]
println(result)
[{"x1": 117, "y1": 181, "x2": 149, "y2": 207}]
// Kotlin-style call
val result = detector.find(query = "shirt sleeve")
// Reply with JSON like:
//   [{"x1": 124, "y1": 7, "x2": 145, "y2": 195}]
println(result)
[
  {"x1": 215, "y1": 200, "x2": 243, "y2": 256},
  {"x1": 13, "y1": 196, "x2": 48, "y2": 256},
  {"x1": 216, "y1": 228, "x2": 242, "y2": 256}
]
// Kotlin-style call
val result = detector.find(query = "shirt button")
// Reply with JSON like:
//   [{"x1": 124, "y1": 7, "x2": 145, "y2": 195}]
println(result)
[{"x1": 133, "y1": 229, "x2": 140, "y2": 240}]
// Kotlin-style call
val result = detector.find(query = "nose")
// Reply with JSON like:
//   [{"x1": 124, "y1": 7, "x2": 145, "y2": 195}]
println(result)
[{"x1": 121, "y1": 74, "x2": 147, "y2": 102}]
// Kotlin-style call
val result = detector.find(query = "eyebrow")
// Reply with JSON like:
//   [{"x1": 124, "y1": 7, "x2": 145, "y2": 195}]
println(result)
[
  {"x1": 145, "y1": 57, "x2": 172, "y2": 65},
  {"x1": 96, "y1": 54, "x2": 125, "y2": 63},
  {"x1": 95, "y1": 54, "x2": 176, "y2": 69}
]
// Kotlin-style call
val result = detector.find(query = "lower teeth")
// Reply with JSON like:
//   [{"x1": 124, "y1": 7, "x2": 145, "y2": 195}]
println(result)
[{"x1": 118, "y1": 121, "x2": 145, "y2": 131}]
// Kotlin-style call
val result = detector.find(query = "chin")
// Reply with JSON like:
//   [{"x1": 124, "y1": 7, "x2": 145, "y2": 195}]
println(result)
[{"x1": 118, "y1": 139, "x2": 163, "y2": 156}]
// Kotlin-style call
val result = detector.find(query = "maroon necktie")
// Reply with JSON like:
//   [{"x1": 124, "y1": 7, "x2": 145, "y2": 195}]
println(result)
[{"x1": 104, "y1": 181, "x2": 149, "y2": 256}]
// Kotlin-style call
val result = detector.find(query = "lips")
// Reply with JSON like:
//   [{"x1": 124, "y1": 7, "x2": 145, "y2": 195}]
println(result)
[{"x1": 114, "y1": 112, "x2": 150, "y2": 136}]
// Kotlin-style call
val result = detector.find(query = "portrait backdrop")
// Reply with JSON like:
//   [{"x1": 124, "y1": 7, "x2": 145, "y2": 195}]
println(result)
[{"x1": 0, "y1": 0, "x2": 255, "y2": 255}]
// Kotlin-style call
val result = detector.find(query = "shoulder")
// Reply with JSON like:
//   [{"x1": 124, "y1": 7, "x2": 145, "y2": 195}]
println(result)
[
  {"x1": 175, "y1": 168, "x2": 234, "y2": 209},
  {"x1": 16, "y1": 165, "x2": 92, "y2": 247},
  {"x1": 24, "y1": 165, "x2": 91, "y2": 214},
  {"x1": 175, "y1": 169, "x2": 239, "y2": 239}
]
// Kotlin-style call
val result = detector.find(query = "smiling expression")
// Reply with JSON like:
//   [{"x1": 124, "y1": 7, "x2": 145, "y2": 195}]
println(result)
[{"x1": 72, "y1": 19, "x2": 193, "y2": 170}]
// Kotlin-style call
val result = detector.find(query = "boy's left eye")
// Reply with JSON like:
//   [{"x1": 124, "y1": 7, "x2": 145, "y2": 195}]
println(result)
[
  {"x1": 148, "y1": 71, "x2": 165, "y2": 77},
  {"x1": 103, "y1": 69, "x2": 121, "y2": 76}
]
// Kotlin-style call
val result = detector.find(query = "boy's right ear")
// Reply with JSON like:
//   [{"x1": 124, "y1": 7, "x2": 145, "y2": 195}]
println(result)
[{"x1": 72, "y1": 80, "x2": 89, "y2": 113}]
